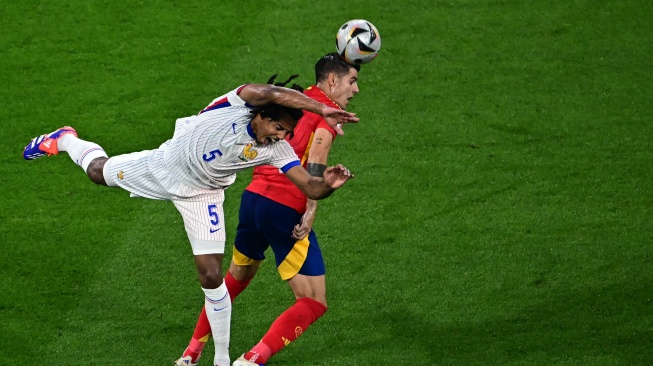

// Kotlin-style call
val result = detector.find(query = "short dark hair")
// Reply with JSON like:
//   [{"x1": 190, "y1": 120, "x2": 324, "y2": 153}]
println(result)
[{"x1": 315, "y1": 52, "x2": 360, "y2": 84}]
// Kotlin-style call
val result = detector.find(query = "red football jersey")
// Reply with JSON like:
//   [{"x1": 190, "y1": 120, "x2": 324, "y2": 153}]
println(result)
[{"x1": 245, "y1": 85, "x2": 339, "y2": 214}]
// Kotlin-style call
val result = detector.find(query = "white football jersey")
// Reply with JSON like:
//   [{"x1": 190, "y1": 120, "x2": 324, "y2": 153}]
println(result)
[{"x1": 162, "y1": 85, "x2": 300, "y2": 190}]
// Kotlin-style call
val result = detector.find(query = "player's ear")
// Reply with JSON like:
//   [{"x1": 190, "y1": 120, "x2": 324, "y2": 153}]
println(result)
[{"x1": 328, "y1": 72, "x2": 338, "y2": 86}]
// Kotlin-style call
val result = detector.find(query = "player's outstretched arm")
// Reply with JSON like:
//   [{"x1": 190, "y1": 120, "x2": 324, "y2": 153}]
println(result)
[
  {"x1": 238, "y1": 84, "x2": 359, "y2": 133},
  {"x1": 284, "y1": 164, "x2": 353, "y2": 200}
]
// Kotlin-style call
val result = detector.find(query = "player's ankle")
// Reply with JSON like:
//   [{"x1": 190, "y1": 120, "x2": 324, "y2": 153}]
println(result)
[
  {"x1": 56, "y1": 133, "x2": 75, "y2": 151},
  {"x1": 182, "y1": 345, "x2": 203, "y2": 363},
  {"x1": 187, "y1": 337, "x2": 207, "y2": 353},
  {"x1": 244, "y1": 342, "x2": 271, "y2": 364}
]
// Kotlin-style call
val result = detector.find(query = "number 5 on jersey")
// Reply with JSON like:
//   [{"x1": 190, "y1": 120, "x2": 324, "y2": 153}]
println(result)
[
  {"x1": 208, "y1": 204, "x2": 221, "y2": 233},
  {"x1": 203, "y1": 149, "x2": 223, "y2": 162}
]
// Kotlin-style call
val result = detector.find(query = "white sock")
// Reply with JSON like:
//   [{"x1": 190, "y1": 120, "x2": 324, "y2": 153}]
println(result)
[
  {"x1": 202, "y1": 284, "x2": 232, "y2": 366},
  {"x1": 58, "y1": 134, "x2": 108, "y2": 172}
]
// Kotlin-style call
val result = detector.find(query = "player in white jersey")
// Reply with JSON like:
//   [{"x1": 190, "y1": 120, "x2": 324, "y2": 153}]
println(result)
[{"x1": 22, "y1": 83, "x2": 357, "y2": 366}]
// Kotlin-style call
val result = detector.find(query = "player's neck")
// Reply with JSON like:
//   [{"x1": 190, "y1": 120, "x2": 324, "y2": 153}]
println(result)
[
  {"x1": 316, "y1": 83, "x2": 329, "y2": 95},
  {"x1": 315, "y1": 84, "x2": 342, "y2": 110}
]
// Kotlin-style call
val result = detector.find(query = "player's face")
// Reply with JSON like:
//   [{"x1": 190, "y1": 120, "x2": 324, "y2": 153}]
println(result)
[
  {"x1": 254, "y1": 116, "x2": 295, "y2": 145},
  {"x1": 329, "y1": 68, "x2": 359, "y2": 109}
]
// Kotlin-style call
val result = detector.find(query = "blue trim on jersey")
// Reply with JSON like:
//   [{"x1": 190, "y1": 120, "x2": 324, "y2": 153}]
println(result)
[
  {"x1": 280, "y1": 160, "x2": 301, "y2": 173},
  {"x1": 246, "y1": 122, "x2": 256, "y2": 138}
]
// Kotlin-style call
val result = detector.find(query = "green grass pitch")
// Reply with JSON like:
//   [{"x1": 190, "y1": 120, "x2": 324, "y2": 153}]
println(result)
[{"x1": 1, "y1": 1, "x2": 652, "y2": 365}]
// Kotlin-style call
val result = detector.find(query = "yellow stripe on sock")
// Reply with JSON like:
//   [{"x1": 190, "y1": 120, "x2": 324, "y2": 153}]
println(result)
[{"x1": 198, "y1": 334, "x2": 210, "y2": 343}]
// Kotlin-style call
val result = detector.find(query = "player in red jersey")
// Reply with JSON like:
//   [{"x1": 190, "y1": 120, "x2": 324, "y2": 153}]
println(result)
[{"x1": 175, "y1": 53, "x2": 361, "y2": 366}]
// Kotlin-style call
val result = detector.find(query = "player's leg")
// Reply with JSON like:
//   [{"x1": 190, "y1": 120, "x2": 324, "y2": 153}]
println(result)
[
  {"x1": 235, "y1": 196, "x2": 327, "y2": 365},
  {"x1": 177, "y1": 261, "x2": 261, "y2": 366},
  {"x1": 236, "y1": 274, "x2": 327, "y2": 366},
  {"x1": 173, "y1": 195, "x2": 231, "y2": 366},
  {"x1": 177, "y1": 190, "x2": 268, "y2": 365},
  {"x1": 227, "y1": 189, "x2": 273, "y2": 300},
  {"x1": 23, "y1": 126, "x2": 111, "y2": 185},
  {"x1": 176, "y1": 253, "x2": 226, "y2": 366},
  {"x1": 237, "y1": 243, "x2": 327, "y2": 365},
  {"x1": 287, "y1": 273, "x2": 327, "y2": 305}
]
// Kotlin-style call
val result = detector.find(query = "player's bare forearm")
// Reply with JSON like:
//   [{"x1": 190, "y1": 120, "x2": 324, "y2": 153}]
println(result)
[
  {"x1": 239, "y1": 85, "x2": 358, "y2": 132},
  {"x1": 292, "y1": 196, "x2": 317, "y2": 240},
  {"x1": 305, "y1": 165, "x2": 329, "y2": 199},
  {"x1": 305, "y1": 198, "x2": 317, "y2": 216},
  {"x1": 303, "y1": 198, "x2": 317, "y2": 226},
  {"x1": 240, "y1": 84, "x2": 326, "y2": 115},
  {"x1": 302, "y1": 178, "x2": 335, "y2": 200},
  {"x1": 285, "y1": 165, "x2": 352, "y2": 200}
]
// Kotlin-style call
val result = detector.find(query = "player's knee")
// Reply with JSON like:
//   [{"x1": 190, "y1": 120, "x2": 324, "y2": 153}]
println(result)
[
  {"x1": 194, "y1": 253, "x2": 224, "y2": 289},
  {"x1": 297, "y1": 293, "x2": 327, "y2": 308},
  {"x1": 315, "y1": 296, "x2": 328, "y2": 309},
  {"x1": 198, "y1": 268, "x2": 224, "y2": 289},
  {"x1": 86, "y1": 157, "x2": 108, "y2": 185},
  {"x1": 298, "y1": 297, "x2": 328, "y2": 318},
  {"x1": 229, "y1": 262, "x2": 259, "y2": 282}
]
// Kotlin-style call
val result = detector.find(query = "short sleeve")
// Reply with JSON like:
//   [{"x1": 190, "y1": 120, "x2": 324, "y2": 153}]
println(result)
[
  {"x1": 226, "y1": 85, "x2": 250, "y2": 107},
  {"x1": 199, "y1": 85, "x2": 252, "y2": 115},
  {"x1": 268, "y1": 140, "x2": 301, "y2": 171},
  {"x1": 316, "y1": 118, "x2": 337, "y2": 138}
]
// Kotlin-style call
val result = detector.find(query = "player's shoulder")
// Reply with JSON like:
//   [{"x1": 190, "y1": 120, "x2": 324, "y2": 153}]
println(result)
[
  {"x1": 199, "y1": 85, "x2": 252, "y2": 115},
  {"x1": 269, "y1": 139, "x2": 295, "y2": 154},
  {"x1": 226, "y1": 84, "x2": 251, "y2": 105},
  {"x1": 273, "y1": 139, "x2": 293, "y2": 149},
  {"x1": 304, "y1": 85, "x2": 339, "y2": 109}
]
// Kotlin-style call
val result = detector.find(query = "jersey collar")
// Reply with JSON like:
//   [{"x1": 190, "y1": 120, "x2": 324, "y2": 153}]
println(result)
[{"x1": 246, "y1": 122, "x2": 256, "y2": 139}]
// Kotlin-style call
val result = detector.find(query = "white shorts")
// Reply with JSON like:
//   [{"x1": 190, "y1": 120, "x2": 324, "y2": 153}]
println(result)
[{"x1": 104, "y1": 148, "x2": 226, "y2": 255}]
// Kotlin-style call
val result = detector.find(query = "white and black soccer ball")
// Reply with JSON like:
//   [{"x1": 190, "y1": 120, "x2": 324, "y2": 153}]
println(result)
[{"x1": 336, "y1": 19, "x2": 381, "y2": 65}]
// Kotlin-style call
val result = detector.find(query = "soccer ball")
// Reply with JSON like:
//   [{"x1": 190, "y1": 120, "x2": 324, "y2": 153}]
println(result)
[{"x1": 336, "y1": 19, "x2": 381, "y2": 65}]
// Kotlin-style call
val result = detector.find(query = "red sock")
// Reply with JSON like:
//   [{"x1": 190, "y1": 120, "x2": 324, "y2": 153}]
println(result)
[
  {"x1": 180, "y1": 305, "x2": 211, "y2": 363},
  {"x1": 245, "y1": 298, "x2": 327, "y2": 364},
  {"x1": 225, "y1": 270, "x2": 252, "y2": 300},
  {"x1": 185, "y1": 272, "x2": 252, "y2": 357}
]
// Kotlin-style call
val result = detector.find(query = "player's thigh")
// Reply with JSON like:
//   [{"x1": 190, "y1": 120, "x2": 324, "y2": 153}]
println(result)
[
  {"x1": 228, "y1": 260, "x2": 261, "y2": 282},
  {"x1": 253, "y1": 197, "x2": 326, "y2": 281},
  {"x1": 288, "y1": 273, "x2": 327, "y2": 306},
  {"x1": 105, "y1": 149, "x2": 175, "y2": 199},
  {"x1": 172, "y1": 191, "x2": 226, "y2": 255},
  {"x1": 232, "y1": 190, "x2": 270, "y2": 264}
]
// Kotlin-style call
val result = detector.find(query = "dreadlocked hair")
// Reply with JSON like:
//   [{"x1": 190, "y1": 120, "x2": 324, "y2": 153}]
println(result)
[{"x1": 267, "y1": 73, "x2": 304, "y2": 93}]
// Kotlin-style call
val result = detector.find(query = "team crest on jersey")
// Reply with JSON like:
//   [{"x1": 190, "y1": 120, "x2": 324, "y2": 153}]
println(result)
[
  {"x1": 117, "y1": 171, "x2": 124, "y2": 180},
  {"x1": 238, "y1": 143, "x2": 258, "y2": 161}
]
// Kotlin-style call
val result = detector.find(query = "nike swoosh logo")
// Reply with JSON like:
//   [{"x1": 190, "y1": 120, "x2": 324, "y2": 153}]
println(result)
[
  {"x1": 214, "y1": 306, "x2": 229, "y2": 312},
  {"x1": 210, "y1": 228, "x2": 221, "y2": 233}
]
